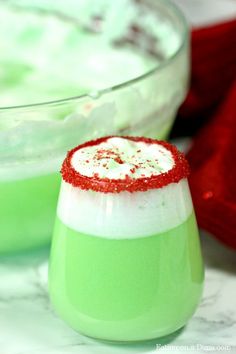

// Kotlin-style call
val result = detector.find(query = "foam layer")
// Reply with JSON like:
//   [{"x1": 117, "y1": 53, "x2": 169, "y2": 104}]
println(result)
[
  {"x1": 71, "y1": 137, "x2": 174, "y2": 180},
  {"x1": 57, "y1": 178, "x2": 193, "y2": 239},
  {"x1": 0, "y1": 156, "x2": 62, "y2": 182}
]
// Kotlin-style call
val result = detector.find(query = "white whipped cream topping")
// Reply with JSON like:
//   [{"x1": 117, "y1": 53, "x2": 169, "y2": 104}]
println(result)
[
  {"x1": 57, "y1": 178, "x2": 193, "y2": 239},
  {"x1": 71, "y1": 137, "x2": 175, "y2": 180}
]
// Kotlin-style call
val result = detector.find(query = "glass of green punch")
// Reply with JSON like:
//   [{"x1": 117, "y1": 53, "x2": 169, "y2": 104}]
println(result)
[
  {"x1": 49, "y1": 136, "x2": 204, "y2": 341},
  {"x1": 0, "y1": 0, "x2": 189, "y2": 253}
]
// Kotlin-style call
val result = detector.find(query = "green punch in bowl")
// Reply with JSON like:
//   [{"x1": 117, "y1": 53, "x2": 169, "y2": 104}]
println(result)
[{"x1": 0, "y1": 0, "x2": 189, "y2": 253}]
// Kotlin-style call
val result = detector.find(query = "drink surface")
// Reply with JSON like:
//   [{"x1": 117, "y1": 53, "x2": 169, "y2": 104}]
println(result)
[
  {"x1": 61, "y1": 136, "x2": 190, "y2": 193},
  {"x1": 70, "y1": 136, "x2": 174, "y2": 179},
  {"x1": 0, "y1": 2, "x2": 179, "y2": 106},
  {"x1": 50, "y1": 212, "x2": 204, "y2": 341}
]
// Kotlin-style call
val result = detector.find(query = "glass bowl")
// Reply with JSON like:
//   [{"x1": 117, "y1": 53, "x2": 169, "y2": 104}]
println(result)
[{"x1": 0, "y1": 0, "x2": 189, "y2": 253}]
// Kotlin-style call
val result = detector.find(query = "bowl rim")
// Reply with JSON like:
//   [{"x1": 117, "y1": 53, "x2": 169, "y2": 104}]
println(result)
[{"x1": 0, "y1": 0, "x2": 188, "y2": 111}]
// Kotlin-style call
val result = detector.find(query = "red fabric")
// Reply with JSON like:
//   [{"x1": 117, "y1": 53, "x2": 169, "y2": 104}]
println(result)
[
  {"x1": 181, "y1": 18, "x2": 236, "y2": 121},
  {"x1": 185, "y1": 18, "x2": 236, "y2": 249},
  {"x1": 188, "y1": 82, "x2": 236, "y2": 249}
]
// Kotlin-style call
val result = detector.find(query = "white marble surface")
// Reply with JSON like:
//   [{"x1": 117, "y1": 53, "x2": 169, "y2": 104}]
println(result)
[{"x1": 0, "y1": 231, "x2": 235, "y2": 354}]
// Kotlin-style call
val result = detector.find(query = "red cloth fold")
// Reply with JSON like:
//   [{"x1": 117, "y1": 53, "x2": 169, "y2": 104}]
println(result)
[
  {"x1": 181, "y1": 18, "x2": 236, "y2": 249},
  {"x1": 181, "y1": 19, "x2": 236, "y2": 123},
  {"x1": 187, "y1": 81, "x2": 236, "y2": 249}
]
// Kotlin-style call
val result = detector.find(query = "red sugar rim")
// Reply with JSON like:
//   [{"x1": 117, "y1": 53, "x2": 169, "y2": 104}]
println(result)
[{"x1": 61, "y1": 136, "x2": 190, "y2": 193}]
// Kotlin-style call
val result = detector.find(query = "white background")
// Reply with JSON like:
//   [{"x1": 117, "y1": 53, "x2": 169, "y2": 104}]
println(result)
[{"x1": 172, "y1": 0, "x2": 236, "y2": 27}]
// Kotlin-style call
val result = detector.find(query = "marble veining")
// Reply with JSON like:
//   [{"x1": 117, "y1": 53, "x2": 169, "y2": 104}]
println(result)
[{"x1": 0, "y1": 231, "x2": 236, "y2": 354}]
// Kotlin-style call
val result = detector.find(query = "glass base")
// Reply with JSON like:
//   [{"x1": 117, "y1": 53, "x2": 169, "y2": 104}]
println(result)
[{"x1": 78, "y1": 325, "x2": 185, "y2": 344}]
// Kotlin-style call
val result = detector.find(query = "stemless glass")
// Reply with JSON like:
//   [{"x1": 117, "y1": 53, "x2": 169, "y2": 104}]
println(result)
[
  {"x1": 0, "y1": 0, "x2": 189, "y2": 253},
  {"x1": 49, "y1": 136, "x2": 204, "y2": 342}
]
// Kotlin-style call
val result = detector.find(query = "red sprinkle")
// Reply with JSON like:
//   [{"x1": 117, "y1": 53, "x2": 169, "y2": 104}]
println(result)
[
  {"x1": 61, "y1": 136, "x2": 190, "y2": 194},
  {"x1": 114, "y1": 156, "x2": 124, "y2": 164}
]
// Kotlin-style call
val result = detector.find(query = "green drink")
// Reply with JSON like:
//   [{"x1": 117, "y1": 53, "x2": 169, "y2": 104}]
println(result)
[
  {"x1": 0, "y1": 172, "x2": 60, "y2": 253},
  {"x1": 49, "y1": 136, "x2": 204, "y2": 341},
  {"x1": 50, "y1": 213, "x2": 203, "y2": 341}
]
